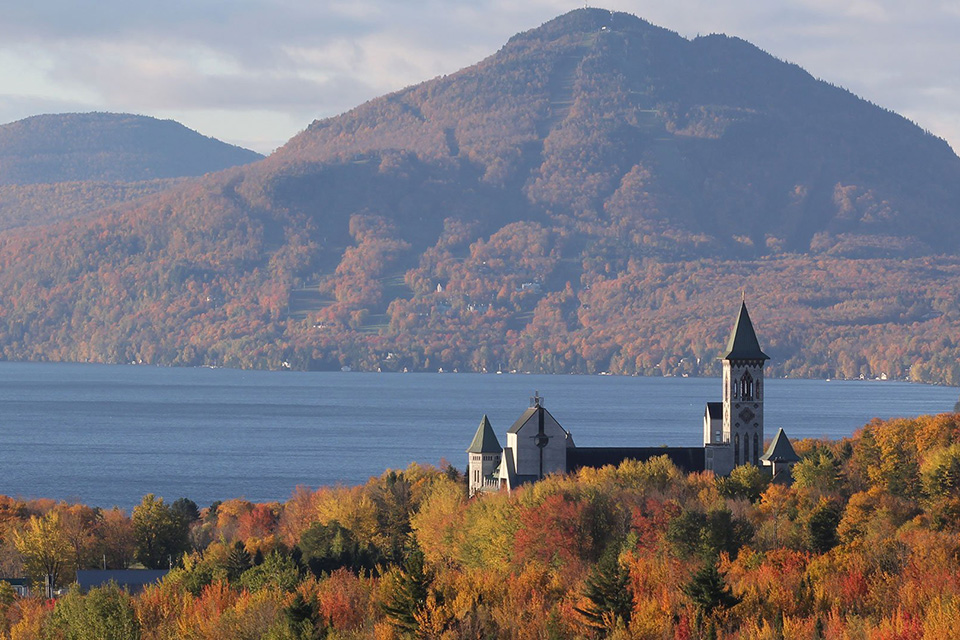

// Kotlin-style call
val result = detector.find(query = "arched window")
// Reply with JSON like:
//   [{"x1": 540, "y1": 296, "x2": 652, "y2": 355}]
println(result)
[
  {"x1": 755, "y1": 379, "x2": 762, "y2": 400},
  {"x1": 740, "y1": 372, "x2": 754, "y2": 400},
  {"x1": 734, "y1": 433, "x2": 740, "y2": 465},
  {"x1": 754, "y1": 433, "x2": 760, "y2": 465}
]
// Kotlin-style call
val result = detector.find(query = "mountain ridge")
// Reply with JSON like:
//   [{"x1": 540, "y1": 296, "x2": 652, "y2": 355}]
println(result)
[
  {"x1": 0, "y1": 112, "x2": 263, "y2": 230},
  {"x1": 0, "y1": 112, "x2": 263, "y2": 185},
  {"x1": 0, "y1": 9, "x2": 958, "y2": 382}
]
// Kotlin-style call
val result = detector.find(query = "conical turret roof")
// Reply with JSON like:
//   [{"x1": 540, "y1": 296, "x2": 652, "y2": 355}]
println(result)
[
  {"x1": 467, "y1": 415, "x2": 501, "y2": 453},
  {"x1": 760, "y1": 428, "x2": 800, "y2": 463},
  {"x1": 721, "y1": 301, "x2": 770, "y2": 361}
]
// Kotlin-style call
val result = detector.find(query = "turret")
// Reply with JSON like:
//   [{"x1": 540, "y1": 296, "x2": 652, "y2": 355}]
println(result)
[
  {"x1": 467, "y1": 415, "x2": 502, "y2": 496},
  {"x1": 760, "y1": 428, "x2": 800, "y2": 484}
]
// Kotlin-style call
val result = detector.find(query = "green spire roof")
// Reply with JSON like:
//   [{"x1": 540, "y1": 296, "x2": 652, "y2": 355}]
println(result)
[
  {"x1": 760, "y1": 428, "x2": 800, "y2": 463},
  {"x1": 467, "y1": 415, "x2": 501, "y2": 453},
  {"x1": 721, "y1": 301, "x2": 770, "y2": 361}
]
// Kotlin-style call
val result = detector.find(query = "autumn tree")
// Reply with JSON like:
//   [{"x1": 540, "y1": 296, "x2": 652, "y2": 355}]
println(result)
[
  {"x1": 14, "y1": 510, "x2": 76, "y2": 595},
  {"x1": 717, "y1": 464, "x2": 771, "y2": 502},
  {"x1": 47, "y1": 583, "x2": 140, "y2": 640},
  {"x1": 132, "y1": 494, "x2": 190, "y2": 569},
  {"x1": 96, "y1": 508, "x2": 136, "y2": 569}
]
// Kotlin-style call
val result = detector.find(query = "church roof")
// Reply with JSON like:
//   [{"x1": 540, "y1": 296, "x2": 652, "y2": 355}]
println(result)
[
  {"x1": 467, "y1": 415, "x2": 501, "y2": 453},
  {"x1": 507, "y1": 407, "x2": 538, "y2": 434},
  {"x1": 760, "y1": 428, "x2": 800, "y2": 463},
  {"x1": 567, "y1": 447, "x2": 705, "y2": 473},
  {"x1": 721, "y1": 301, "x2": 770, "y2": 361},
  {"x1": 507, "y1": 404, "x2": 568, "y2": 436}
]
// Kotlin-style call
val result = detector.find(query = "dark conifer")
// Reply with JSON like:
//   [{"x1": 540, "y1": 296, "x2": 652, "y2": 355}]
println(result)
[
  {"x1": 574, "y1": 549, "x2": 633, "y2": 630},
  {"x1": 382, "y1": 544, "x2": 433, "y2": 633},
  {"x1": 682, "y1": 561, "x2": 740, "y2": 615}
]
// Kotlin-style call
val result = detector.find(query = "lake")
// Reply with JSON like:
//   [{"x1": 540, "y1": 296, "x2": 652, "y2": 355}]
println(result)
[{"x1": 0, "y1": 362, "x2": 955, "y2": 509}]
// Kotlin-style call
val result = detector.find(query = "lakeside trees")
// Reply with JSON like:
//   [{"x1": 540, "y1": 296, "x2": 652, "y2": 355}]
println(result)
[{"x1": 1, "y1": 412, "x2": 960, "y2": 636}]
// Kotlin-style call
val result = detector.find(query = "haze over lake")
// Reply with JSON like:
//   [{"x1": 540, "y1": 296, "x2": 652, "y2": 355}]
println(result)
[{"x1": 0, "y1": 362, "x2": 955, "y2": 509}]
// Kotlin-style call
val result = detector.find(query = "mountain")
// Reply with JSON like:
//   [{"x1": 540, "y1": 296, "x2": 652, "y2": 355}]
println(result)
[
  {"x1": 273, "y1": 9, "x2": 960, "y2": 257},
  {"x1": 0, "y1": 9, "x2": 959, "y2": 383},
  {"x1": 0, "y1": 113, "x2": 263, "y2": 185},
  {"x1": 0, "y1": 113, "x2": 263, "y2": 231}
]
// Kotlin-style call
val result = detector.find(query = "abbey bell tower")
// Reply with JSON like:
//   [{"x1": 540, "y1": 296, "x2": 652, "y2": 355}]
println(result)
[{"x1": 705, "y1": 300, "x2": 769, "y2": 475}]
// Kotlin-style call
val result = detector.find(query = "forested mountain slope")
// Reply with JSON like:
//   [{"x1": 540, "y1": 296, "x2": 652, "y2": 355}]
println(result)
[{"x1": 0, "y1": 9, "x2": 959, "y2": 382}]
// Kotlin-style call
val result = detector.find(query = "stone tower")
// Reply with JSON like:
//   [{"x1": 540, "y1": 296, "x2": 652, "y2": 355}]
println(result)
[
  {"x1": 706, "y1": 301, "x2": 769, "y2": 475},
  {"x1": 467, "y1": 415, "x2": 502, "y2": 496},
  {"x1": 722, "y1": 300, "x2": 769, "y2": 470}
]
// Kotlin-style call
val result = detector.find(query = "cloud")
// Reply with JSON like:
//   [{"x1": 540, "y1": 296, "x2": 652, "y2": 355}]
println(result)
[{"x1": 0, "y1": 1, "x2": 957, "y2": 154}]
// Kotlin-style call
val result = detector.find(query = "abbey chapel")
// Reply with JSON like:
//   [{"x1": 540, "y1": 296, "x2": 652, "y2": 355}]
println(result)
[{"x1": 467, "y1": 301, "x2": 799, "y2": 496}]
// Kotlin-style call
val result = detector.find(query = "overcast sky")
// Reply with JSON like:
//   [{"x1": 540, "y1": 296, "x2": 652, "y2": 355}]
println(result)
[{"x1": 1, "y1": 1, "x2": 957, "y2": 155}]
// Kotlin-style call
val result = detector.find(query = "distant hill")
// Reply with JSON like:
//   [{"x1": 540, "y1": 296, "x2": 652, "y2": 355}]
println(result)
[
  {"x1": 0, "y1": 9, "x2": 959, "y2": 383},
  {"x1": 0, "y1": 112, "x2": 263, "y2": 185}
]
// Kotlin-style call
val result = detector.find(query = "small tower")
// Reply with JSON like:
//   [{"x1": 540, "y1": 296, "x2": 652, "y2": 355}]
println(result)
[
  {"x1": 760, "y1": 428, "x2": 800, "y2": 484},
  {"x1": 707, "y1": 300, "x2": 770, "y2": 475},
  {"x1": 467, "y1": 415, "x2": 501, "y2": 496}
]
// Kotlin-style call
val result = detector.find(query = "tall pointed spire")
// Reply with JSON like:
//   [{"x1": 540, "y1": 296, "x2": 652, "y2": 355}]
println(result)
[
  {"x1": 467, "y1": 415, "x2": 501, "y2": 453},
  {"x1": 720, "y1": 301, "x2": 770, "y2": 361}
]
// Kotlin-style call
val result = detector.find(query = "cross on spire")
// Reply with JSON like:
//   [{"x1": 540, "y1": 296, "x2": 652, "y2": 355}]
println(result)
[{"x1": 530, "y1": 391, "x2": 544, "y2": 408}]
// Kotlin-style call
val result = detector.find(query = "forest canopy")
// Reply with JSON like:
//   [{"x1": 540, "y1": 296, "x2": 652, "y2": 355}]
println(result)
[{"x1": 0, "y1": 412, "x2": 959, "y2": 638}]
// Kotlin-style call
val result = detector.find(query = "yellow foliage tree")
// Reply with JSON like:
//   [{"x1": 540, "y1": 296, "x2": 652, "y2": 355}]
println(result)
[{"x1": 14, "y1": 510, "x2": 76, "y2": 595}]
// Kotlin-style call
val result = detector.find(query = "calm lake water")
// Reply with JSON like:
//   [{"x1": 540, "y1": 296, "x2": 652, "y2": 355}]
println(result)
[{"x1": 0, "y1": 362, "x2": 956, "y2": 509}]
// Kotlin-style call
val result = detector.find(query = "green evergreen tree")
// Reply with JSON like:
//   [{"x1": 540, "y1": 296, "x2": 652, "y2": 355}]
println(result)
[
  {"x1": 299, "y1": 520, "x2": 378, "y2": 576},
  {"x1": 682, "y1": 561, "x2": 740, "y2": 616},
  {"x1": 239, "y1": 550, "x2": 301, "y2": 593},
  {"x1": 171, "y1": 497, "x2": 200, "y2": 524},
  {"x1": 284, "y1": 592, "x2": 321, "y2": 639},
  {"x1": 226, "y1": 541, "x2": 252, "y2": 581},
  {"x1": 807, "y1": 500, "x2": 842, "y2": 553},
  {"x1": 573, "y1": 549, "x2": 633, "y2": 631},
  {"x1": 382, "y1": 544, "x2": 432, "y2": 633}
]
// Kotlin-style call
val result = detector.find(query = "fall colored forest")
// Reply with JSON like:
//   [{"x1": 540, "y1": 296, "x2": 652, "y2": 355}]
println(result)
[
  {"x1": 1, "y1": 412, "x2": 960, "y2": 638},
  {"x1": 0, "y1": 10, "x2": 959, "y2": 382}
]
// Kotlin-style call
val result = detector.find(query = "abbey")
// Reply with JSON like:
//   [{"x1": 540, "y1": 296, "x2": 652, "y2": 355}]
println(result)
[{"x1": 467, "y1": 301, "x2": 799, "y2": 496}]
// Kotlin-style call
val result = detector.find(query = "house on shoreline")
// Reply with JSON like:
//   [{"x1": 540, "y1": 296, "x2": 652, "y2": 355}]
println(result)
[{"x1": 467, "y1": 301, "x2": 799, "y2": 495}]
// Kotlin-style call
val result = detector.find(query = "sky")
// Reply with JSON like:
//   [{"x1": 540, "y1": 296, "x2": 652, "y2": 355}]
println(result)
[{"x1": 1, "y1": 1, "x2": 957, "y2": 156}]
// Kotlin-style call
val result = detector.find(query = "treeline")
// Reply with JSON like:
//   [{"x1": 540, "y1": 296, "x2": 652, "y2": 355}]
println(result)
[{"x1": 1, "y1": 412, "x2": 960, "y2": 638}]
